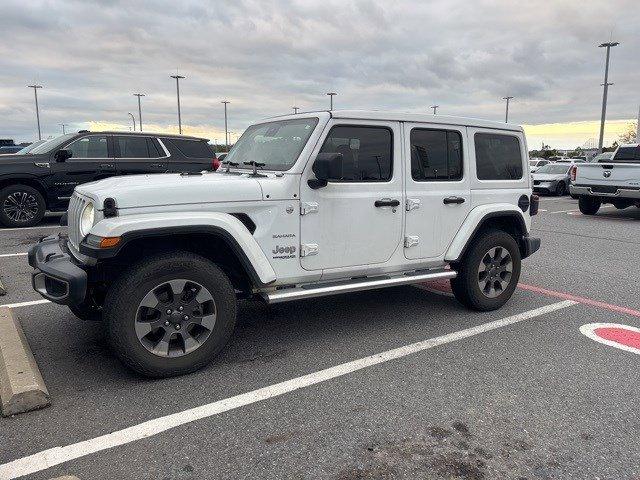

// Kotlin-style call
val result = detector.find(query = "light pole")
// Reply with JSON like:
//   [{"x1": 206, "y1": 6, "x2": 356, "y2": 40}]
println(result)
[
  {"x1": 430, "y1": 105, "x2": 439, "y2": 115},
  {"x1": 27, "y1": 84, "x2": 43, "y2": 140},
  {"x1": 128, "y1": 112, "x2": 136, "y2": 131},
  {"x1": 170, "y1": 74, "x2": 186, "y2": 134},
  {"x1": 503, "y1": 96, "x2": 514, "y2": 123},
  {"x1": 59, "y1": 123, "x2": 68, "y2": 134},
  {"x1": 221, "y1": 100, "x2": 230, "y2": 150},
  {"x1": 292, "y1": 106, "x2": 299, "y2": 114},
  {"x1": 326, "y1": 92, "x2": 337, "y2": 110},
  {"x1": 133, "y1": 93, "x2": 145, "y2": 131},
  {"x1": 597, "y1": 41, "x2": 619, "y2": 152}
]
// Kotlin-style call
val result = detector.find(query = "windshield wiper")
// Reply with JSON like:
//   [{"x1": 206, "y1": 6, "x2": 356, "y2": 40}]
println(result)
[
  {"x1": 221, "y1": 160, "x2": 239, "y2": 173},
  {"x1": 243, "y1": 161, "x2": 267, "y2": 177}
]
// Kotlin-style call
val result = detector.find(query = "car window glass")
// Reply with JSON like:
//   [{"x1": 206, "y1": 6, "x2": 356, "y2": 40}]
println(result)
[
  {"x1": 66, "y1": 136, "x2": 108, "y2": 159},
  {"x1": 318, "y1": 126, "x2": 392, "y2": 182},
  {"x1": 411, "y1": 128, "x2": 462, "y2": 181},
  {"x1": 613, "y1": 146, "x2": 640, "y2": 162},
  {"x1": 147, "y1": 138, "x2": 162, "y2": 157},
  {"x1": 115, "y1": 136, "x2": 150, "y2": 158},
  {"x1": 474, "y1": 133, "x2": 523, "y2": 180},
  {"x1": 167, "y1": 139, "x2": 212, "y2": 158}
]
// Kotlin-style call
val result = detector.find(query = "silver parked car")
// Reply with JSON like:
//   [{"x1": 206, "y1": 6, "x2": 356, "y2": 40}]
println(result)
[
  {"x1": 529, "y1": 158, "x2": 550, "y2": 173},
  {"x1": 532, "y1": 162, "x2": 573, "y2": 196}
]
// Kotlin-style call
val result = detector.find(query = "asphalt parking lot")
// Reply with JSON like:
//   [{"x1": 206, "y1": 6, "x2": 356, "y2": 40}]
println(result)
[{"x1": 0, "y1": 197, "x2": 639, "y2": 480}]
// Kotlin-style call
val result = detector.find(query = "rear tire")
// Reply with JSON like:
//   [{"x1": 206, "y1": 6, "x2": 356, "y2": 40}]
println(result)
[
  {"x1": 578, "y1": 196, "x2": 601, "y2": 215},
  {"x1": 0, "y1": 184, "x2": 46, "y2": 228},
  {"x1": 555, "y1": 182, "x2": 566, "y2": 196},
  {"x1": 450, "y1": 230, "x2": 521, "y2": 311},
  {"x1": 103, "y1": 251, "x2": 237, "y2": 377}
]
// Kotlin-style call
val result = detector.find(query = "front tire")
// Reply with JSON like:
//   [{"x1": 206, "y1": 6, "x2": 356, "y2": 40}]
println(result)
[
  {"x1": 103, "y1": 251, "x2": 237, "y2": 377},
  {"x1": 555, "y1": 182, "x2": 566, "y2": 196},
  {"x1": 450, "y1": 230, "x2": 521, "y2": 311},
  {"x1": 0, "y1": 184, "x2": 46, "y2": 228},
  {"x1": 578, "y1": 196, "x2": 600, "y2": 215}
]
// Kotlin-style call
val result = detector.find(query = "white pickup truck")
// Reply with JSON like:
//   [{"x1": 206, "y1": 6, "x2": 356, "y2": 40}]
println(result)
[{"x1": 570, "y1": 143, "x2": 640, "y2": 215}]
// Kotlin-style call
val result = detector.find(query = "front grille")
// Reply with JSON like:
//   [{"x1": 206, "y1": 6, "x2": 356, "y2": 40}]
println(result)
[
  {"x1": 533, "y1": 180, "x2": 540, "y2": 185},
  {"x1": 67, "y1": 194, "x2": 87, "y2": 249}
]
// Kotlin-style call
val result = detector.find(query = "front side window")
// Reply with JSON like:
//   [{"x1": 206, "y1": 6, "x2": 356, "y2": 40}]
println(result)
[
  {"x1": 474, "y1": 133, "x2": 523, "y2": 180},
  {"x1": 318, "y1": 125, "x2": 393, "y2": 182},
  {"x1": 225, "y1": 117, "x2": 319, "y2": 171},
  {"x1": 613, "y1": 146, "x2": 640, "y2": 163},
  {"x1": 411, "y1": 128, "x2": 462, "y2": 181},
  {"x1": 66, "y1": 135, "x2": 108, "y2": 159}
]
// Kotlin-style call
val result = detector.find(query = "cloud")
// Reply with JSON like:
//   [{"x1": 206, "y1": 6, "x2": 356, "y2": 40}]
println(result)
[{"x1": 1, "y1": 0, "x2": 638, "y2": 149}]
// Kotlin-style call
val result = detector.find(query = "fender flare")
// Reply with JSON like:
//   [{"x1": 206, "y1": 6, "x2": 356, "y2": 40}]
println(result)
[
  {"x1": 84, "y1": 212, "x2": 277, "y2": 286},
  {"x1": 445, "y1": 204, "x2": 528, "y2": 262}
]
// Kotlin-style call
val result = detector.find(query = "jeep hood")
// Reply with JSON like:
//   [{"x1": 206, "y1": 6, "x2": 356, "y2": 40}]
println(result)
[{"x1": 75, "y1": 172, "x2": 264, "y2": 209}]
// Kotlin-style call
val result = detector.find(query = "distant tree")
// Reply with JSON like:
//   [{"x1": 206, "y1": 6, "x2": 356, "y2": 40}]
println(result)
[{"x1": 618, "y1": 121, "x2": 638, "y2": 144}]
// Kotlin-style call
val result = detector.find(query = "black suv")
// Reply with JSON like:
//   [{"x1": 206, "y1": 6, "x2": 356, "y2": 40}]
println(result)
[{"x1": 0, "y1": 131, "x2": 218, "y2": 228}]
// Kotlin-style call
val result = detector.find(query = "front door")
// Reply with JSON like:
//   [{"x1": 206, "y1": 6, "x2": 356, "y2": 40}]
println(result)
[
  {"x1": 300, "y1": 121, "x2": 403, "y2": 271},
  {"x1": 404, "y1": 123, "x2": 471, "y2": 259},
  {"x1": 50, "y1": 134, "x2": 114, "y2": 200}
]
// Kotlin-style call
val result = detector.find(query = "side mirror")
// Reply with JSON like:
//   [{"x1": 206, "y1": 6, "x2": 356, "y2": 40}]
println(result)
[
  {"x1": 309, "y1": 153, "x2": 342, "y2": 189},
  {"x1": 55, "y1": 149, "x2": 72, "y2": 162}
]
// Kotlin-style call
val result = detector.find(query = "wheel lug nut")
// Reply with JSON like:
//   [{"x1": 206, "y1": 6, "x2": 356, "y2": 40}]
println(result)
[
  {"x1": 183, "y1": 315, "x2": 189, "y2": 321},
  {"x1": 166, "y1": 309, "x2": 172, "y2": 315},
  {"x1": 178, "y1": 306, "x2": 184, "y2": 311},
  {"x1": 175, "y1": 324, "x2": 181, "y2": 330},
  {"x1": 164, "y1": 321, "x2": 170, "y2": 326}
]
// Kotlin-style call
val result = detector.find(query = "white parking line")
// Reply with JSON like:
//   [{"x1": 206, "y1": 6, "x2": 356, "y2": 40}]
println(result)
[
  {"x1": 0, "y1": 299, "x2": 576, "y2": 479},
  {"x1": 0, "y1": 299, "x2": 50, "y2": 309},
  {"x1": 0, "y1": 252, "x2": 28, "y2": 258},
  {"x1": 0, "y1": 225, "x2": 62, "y2": 233}
]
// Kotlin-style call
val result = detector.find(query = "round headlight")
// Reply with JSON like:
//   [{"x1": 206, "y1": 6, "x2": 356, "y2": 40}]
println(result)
[{"x1": 79, "y1": 202, "x2": 95, "y2": 238}]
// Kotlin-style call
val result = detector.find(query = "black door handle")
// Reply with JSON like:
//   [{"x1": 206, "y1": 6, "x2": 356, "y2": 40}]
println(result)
[
  {"x1": 443, "y1": 196, "x2": 465, "y2": 205},
  {"x1": 150, "y1": 163, "x2": 164, "y2": 168},
  {"x1": 375, "y1": 199, "x2": 400, "y2": 207},
  {"x1": 100, "y1": 163, "x2": 115, "y2": 169}
]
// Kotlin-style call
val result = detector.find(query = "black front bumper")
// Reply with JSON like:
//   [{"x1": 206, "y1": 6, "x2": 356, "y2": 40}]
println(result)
[
  {"x1": 520, "y1": 234, "x2": 541, "y2": 259},
  {"x1": 28, "y1": 235, "x2": 88, "y2": 306}
]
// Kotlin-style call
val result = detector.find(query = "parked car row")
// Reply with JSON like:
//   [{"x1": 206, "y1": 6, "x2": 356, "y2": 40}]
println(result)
[{"x1": 0, "y1": 131, "x2": 218, "y2": 227}]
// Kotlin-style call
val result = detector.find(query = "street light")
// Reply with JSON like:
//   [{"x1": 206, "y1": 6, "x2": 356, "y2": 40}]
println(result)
[
  {"x1": 430, "y1": 105, "x2": 439, "y2": 115},
  {"x1": 292, "y1": 106, "x2": 299, "y2": 114},
  {"x1": 502, "y1": 96, "x2": 514, "y2": 123},
  {"x1": 128, "y1": 112, "x2": 136, "y2": 131},
  {"x1": 133, "y1": 93, "x2": 145, "y2": 131},
  {"x1": 326, "y1": 92, "x2": 337, "y2": 110},
  {"x1": 170, "y1": 74, "x2": 186, "y2": 134},
  {"x1": 597, "y1": 41, "x2": 619, "y2": 152},
  {"x1": 27, "y1": 84, "x2": 43, "y2": 140},
  {"x1": 221, "y1": 100, "x2": 230, "y2": 150},
  {"x1": 59, "y1": 123, "x2": 68, "y2": 134}
]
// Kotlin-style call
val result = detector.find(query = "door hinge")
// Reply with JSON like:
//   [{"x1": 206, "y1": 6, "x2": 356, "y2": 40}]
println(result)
[
  {"x1": 404, "y1": 236, "x2": 420, "y2": 248},
  {"x1": 300, "y1": 243, "x2": 319, "y2": 257},
  {"x1": 300, "y1": 202, "x2": 319, "y2": 215},
  {"x1": 406, "y1": 198, "x2": 421, "y2": 211}
]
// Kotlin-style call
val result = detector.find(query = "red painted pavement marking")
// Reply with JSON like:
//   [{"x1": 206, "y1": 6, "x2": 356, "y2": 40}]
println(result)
[
  {"x1": 518, "y1": 283, "x2": 640, "y2": 319},
  {"x1": 579, "y1": 323, "x2": 640, "y2": 355},
  {"x1": 594, "y1": 327, "x2": 640, "y2": 350},
  {"x1": 419, "y1": 280, "x2": 640, "y2": 319}
]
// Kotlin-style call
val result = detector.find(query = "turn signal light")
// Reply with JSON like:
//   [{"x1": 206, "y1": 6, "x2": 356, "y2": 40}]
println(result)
[
  {"x1": 570, "y1": 165, "x2": 577, "y2": 181},
  {"x1": 99, "y1": 237, "x2": 121, "y2": 248}
]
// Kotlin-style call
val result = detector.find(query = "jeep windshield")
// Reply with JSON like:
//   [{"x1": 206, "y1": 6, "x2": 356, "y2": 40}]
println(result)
[{"x1": 224, "y1": 117, "x2": 319, "y2": 171}]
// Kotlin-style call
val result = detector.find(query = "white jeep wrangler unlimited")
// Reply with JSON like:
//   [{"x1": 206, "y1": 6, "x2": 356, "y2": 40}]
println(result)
[{"x1": 29, "y1": 111, "x2": 540, "y2": 377}]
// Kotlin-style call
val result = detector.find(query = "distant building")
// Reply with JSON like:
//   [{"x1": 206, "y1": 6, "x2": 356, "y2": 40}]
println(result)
[{"x1": 0, "y1": 139, "x2": 15, "y2": 147}]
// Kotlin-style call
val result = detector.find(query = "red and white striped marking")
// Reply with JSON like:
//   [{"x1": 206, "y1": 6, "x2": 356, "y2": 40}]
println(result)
[{"x1": 579, "y1": 323, "x2": 640, "y2": 355}]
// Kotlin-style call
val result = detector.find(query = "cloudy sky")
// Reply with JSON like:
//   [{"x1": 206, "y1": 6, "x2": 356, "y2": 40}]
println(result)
[{"x1": 1, "y1": 0, "x2": 638, "y2": 149}]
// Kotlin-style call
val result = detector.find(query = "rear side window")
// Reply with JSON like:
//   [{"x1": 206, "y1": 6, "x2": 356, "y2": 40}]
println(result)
[
  {"x1": 410, "y1": 129, "x2": 462, "y2": 181},
  {"x1": 474, "y1": 133, "x2": 523, "y2": 180},
  {"x1": 318, "y1": 125, "x2": 393, "y2": 182},
  {"x1": 612, "y1": 146, "x2": 640, "y2": 163},
  {"x1": 115, "y1": 136, "x2": 149, "y2": 158},
  {"x1": 167, "y1": 139, "x2": 211, "y2": 158}
]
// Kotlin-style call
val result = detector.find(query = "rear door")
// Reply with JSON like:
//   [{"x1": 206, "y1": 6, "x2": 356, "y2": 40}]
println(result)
[
  {"x1": 51, "y1": 134, "x2": 114, "y2": 200},
  {"x1": 113, "y1": 135, "x2": 167, "y2": 175},
  {"x1": 404, "y1": 123, "x2": 471, "y2": 259}
]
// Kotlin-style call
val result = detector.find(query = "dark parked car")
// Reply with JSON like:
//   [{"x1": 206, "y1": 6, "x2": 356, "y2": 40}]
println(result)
[
  {"x1": 0, "y1": 145, "x2": 24, "y2": 154},
  {"x1": 0, "y1": 131, "x2": 218, "y2": 228}
]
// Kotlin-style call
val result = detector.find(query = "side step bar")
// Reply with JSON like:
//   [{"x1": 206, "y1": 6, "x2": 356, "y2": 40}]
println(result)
[{"x1": 261, "y1": 269, "x2": 456, "y2": 304}]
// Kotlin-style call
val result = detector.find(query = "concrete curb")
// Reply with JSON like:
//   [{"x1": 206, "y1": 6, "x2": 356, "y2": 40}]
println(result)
[
  {"x1": 0, "y1": 278, "x2": 6, "y2": 296},
  {"x1": 49, "y1": 476, "x2": 81, "y2": 480},
  {"x1": 0, "y1": 307, "x2": 50, "y2": 416}
]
